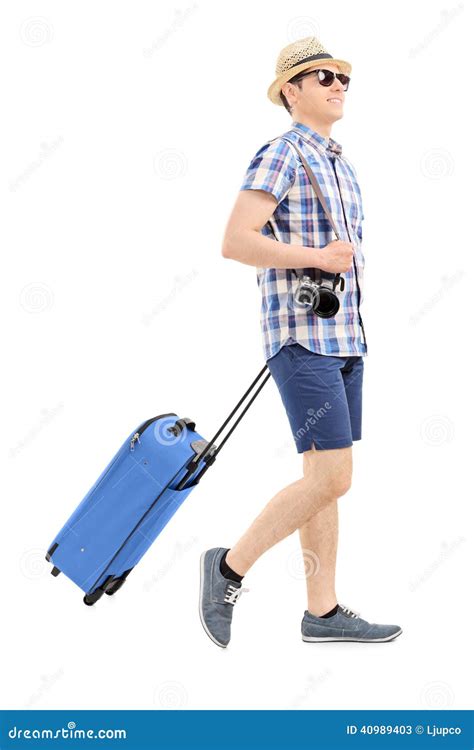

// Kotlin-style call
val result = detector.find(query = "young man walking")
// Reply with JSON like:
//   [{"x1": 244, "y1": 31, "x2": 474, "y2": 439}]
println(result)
[{"x1": 199, "y1": 37, "x2": 402, "y2": 647}]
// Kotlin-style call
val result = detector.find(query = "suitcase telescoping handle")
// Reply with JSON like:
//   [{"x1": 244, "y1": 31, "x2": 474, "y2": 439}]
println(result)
[{"x1": 175, "y1": 364, "x2": 271, "y2": 490}]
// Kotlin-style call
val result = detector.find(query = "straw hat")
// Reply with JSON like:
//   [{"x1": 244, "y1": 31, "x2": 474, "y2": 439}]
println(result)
[{"x1": 267, "y1": 36, "x2": 352, "y2": 106}]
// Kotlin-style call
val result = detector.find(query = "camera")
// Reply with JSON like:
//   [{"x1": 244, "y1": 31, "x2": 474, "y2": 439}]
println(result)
[{"x1": 294, "y1": 271, "x2": 345, "y2": 318}]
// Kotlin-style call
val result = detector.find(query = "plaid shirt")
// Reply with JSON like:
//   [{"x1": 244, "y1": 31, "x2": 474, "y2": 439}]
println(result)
[{"x1": 239, "y1": 120, "x2": 368, "y2": 362}]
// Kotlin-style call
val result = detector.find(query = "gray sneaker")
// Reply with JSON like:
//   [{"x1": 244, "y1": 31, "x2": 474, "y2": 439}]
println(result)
[
  {"x1": 199, "y1": 547, "x2": 249, "y2": 648},
  {"x1": 301, "y1": 604, "x2": 402, "y2": 642}
]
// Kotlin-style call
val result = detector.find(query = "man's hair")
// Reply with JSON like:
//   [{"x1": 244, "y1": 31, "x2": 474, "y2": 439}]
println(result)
[{"x1": 279, "y1": 74, "x2": 304, "y2": 114}]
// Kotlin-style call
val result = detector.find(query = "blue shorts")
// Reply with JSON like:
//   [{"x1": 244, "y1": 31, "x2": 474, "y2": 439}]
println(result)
[{"x1": 266, "y1": 342, "x2": 364, "y2": 453}]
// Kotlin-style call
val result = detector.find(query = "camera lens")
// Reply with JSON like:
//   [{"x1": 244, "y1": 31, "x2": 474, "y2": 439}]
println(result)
[{"x1": 313, "y1": 289, "x2": 340, "y2": 318}]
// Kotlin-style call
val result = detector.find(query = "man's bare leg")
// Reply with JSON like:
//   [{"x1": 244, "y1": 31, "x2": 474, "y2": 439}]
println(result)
[
  {"x1": 199, "y1": 443, "x2": 402, "y2": 646},
  {"x1": 226, "y1": 446, "x2": 352, "y2": 577},
  {"x1": 298, "y1": 445, "x2": 351, "y2": 615},
  {"x1": 298, "y1": 501, "x2": 339, "y2": 615}
]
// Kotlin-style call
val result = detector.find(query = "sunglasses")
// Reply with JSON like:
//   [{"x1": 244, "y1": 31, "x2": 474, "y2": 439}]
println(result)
[{"x1": 290, "y1": 68, "x2": 350, "y2": 92}]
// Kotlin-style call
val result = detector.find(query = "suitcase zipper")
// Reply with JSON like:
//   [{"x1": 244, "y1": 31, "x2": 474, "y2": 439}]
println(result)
[
  {"x1": 136, "y1": 413, "x2": 177, "y2": 437},
  {"x1": 130, "y1": 413, "x2": 177, "y2": 451},
  {"x1": 130, "y1": 433, "x2": 141, "y2": 451}
]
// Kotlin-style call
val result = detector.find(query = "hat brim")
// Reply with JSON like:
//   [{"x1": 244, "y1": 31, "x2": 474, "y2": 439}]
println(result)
[{"x1": 267, "y1": 58, "x2": 352, "y2": 106}]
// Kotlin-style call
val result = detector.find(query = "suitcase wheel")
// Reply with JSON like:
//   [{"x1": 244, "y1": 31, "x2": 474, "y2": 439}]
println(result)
[
  {"x1": 104, "y1": 568, "x2": 133, "y2": 596},
  {"x1": 83, "y1": 588, "x2": 106, "y2": 606},
  {"x1": 83, "y1": 569, "x2": 133, "y2": 605},
  {"x1": 105, "y1": 578, "x2": 125, "y2": 596},
  {"x1": 51, "y1": 566, "x2": 61, "y2": 577}
]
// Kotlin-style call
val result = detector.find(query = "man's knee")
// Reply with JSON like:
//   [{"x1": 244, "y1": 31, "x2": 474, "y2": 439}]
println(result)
[
  {"x1": 303, "y1": 446, "x2": 353, "y2": 502},
  {"x1": 329, "y1": 472, "x2": 352, "y2": 498}
]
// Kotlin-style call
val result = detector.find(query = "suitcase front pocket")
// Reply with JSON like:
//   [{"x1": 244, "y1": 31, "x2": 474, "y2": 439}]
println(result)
[
  {"x1": 96, "y1": 485, "x2": 195, "y2": 583},
  {"x1": 58, "y1": 457, "x2": 174, "y2": 591}
]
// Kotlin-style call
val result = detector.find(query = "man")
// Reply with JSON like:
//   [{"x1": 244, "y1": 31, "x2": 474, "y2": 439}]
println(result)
[{"x1": 199, "y1": 37, "x2": 402, "y2": 647}]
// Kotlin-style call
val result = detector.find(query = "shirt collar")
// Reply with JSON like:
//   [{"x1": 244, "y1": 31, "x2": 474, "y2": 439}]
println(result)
[{"x1": 290, "y1": 120, "x2": 343, "y2": 157}]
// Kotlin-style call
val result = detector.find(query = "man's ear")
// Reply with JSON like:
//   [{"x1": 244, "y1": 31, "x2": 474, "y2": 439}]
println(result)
[{"x1": 281, "y1": 82, "x2": 294, "y2": 108}]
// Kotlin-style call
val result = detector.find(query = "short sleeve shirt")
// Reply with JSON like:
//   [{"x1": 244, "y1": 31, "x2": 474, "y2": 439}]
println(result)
[{"x1": 239, "y1": 120, "x2": 367, "y2": 362}]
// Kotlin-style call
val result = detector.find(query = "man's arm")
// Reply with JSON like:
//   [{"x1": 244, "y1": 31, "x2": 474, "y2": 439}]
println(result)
[{"x1": 221, "y1": 189, "x2": 353, "y2": 273}]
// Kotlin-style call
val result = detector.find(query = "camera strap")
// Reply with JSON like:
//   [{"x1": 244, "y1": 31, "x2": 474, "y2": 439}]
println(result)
[{"x1": 279, "y1": 137, "x2": 342, "y2": 288}]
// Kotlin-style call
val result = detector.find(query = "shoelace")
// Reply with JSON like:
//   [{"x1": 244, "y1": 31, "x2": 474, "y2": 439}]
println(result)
[
  {"x1": 339, "y1": 603, "x2": 360, "y2": 618},
  {"x1": 223, "y1": 584, "x2": 250, "y2": 605}
]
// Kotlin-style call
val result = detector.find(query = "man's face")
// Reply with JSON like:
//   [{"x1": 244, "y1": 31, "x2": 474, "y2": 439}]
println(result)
[{"x1": 283, "y1": 63, "x2": 347, "y2": 122}]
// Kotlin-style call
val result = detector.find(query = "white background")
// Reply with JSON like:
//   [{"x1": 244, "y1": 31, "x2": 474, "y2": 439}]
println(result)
[{"x1": 1, "y1": 0, "x2": 471, "y2": 711}]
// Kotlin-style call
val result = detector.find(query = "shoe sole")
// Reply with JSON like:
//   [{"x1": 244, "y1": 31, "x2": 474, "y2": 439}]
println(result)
[
  {"x1": 302, "y1": 628, "x2": 403, "y2": 643},
  {"x1": 199, "y1": 551, "x2": 227, "y2": 649}
]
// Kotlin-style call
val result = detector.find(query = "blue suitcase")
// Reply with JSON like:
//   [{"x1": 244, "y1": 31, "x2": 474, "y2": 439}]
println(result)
[{"x1": 46, "y1": 366, "x2": 270, "y2": 605}]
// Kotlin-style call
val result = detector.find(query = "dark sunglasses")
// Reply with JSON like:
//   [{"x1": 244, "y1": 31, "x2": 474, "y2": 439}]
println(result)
[{"x1": 290, "y1": 68, "x2": 350, "y2": 92}]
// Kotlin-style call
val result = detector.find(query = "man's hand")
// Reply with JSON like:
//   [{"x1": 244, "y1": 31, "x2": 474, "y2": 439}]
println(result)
[{"x1": 316, "y1": 240, "x2": 354, "y2": 273}]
